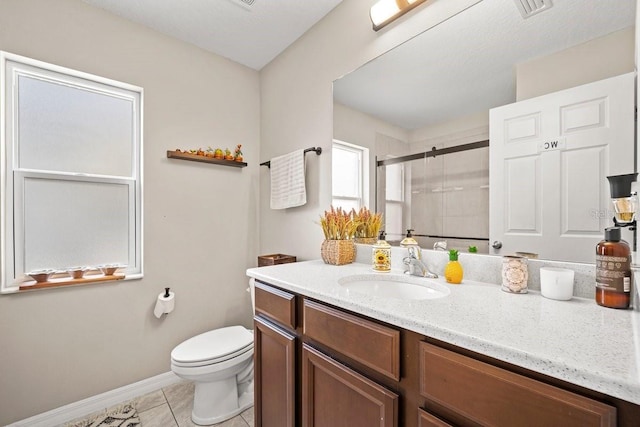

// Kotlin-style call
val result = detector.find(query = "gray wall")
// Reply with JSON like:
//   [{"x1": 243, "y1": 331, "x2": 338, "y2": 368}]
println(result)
[{"x1": 0, "y1": 0, "x2": 260, "y2": 424}]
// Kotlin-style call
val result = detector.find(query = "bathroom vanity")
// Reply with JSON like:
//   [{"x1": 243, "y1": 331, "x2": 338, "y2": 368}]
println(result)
[{"x1": 247, "y1": 260, "x2": 640, "y2": 427}]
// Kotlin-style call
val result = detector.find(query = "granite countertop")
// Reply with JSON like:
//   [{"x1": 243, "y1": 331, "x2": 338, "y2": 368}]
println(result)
[{"x1": 247, "y1": 259, "x2": 640, "y2": 405}]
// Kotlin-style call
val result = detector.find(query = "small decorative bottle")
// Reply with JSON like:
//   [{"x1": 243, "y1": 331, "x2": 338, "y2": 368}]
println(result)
[
  {"x1": 596, "y1": 227, "x2": 631, "y2": 309},
  {"x1": 372, "y1": 231, "x2": 391, "y2": 272},
  {"x1": 444, "y1": 249, "x2": 463, "y2": 284}
]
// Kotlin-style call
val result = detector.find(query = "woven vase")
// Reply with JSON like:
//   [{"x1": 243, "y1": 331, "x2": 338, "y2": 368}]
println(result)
[
  {"x1": 321, "y1": 239, "x2": 356, "y2": 265},
  {"x1": 354, "y1": 237, "x2": 377, "y2": 245}
]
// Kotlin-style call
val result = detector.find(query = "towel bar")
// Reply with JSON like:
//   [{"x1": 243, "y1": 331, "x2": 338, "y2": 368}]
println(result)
[{"x1": 260, "y1": 147, "x2": 322, "y2": 168}]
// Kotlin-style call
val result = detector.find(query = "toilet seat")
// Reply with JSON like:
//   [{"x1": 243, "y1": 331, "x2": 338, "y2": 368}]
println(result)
[{"x1": 171, "y1": 326, "x2": 254, "y2": 368}]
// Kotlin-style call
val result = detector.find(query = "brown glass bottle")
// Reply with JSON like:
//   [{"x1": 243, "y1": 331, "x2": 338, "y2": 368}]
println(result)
[{"x1": 595, "y1": 227, "x2": 631, "y2": 309}]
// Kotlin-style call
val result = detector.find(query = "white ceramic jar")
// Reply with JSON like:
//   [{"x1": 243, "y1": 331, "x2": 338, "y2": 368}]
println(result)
[{"x1": 540, "y1": 267, "x2": 575, "y2": 300}]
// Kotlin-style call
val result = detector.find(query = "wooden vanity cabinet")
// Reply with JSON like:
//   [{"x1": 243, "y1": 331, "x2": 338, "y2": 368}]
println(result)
[
  {"x1": 253, "y1": 281, "x2": 298, "y2": 427},
  {"x1": 253, "y1": 279, "x2": 639, "y2": 427}
]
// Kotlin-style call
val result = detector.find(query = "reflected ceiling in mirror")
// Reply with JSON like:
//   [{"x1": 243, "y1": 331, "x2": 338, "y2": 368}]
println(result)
[{"x1": 334, "y1": 0, "x2": 635, "y2": 131}]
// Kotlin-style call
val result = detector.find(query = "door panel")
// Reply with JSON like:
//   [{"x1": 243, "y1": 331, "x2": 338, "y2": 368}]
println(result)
[
  {"x1": 560, "y1": 97, "x2": 606, "y2": 133},
  {"x1": 505, "y1": 155, "x2": 540, "y2": 233},
  {"x1": 562, "y1": 146, "x2": 606, "y2": 234}
]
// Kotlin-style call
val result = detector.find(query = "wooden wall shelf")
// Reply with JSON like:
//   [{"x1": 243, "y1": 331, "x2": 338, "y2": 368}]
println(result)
[{"x1": 167, "y1": 150, "x2": 247, "y2": 168}]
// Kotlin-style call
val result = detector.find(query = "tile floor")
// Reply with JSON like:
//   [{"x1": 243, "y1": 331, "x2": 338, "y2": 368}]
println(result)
[{"x1": 64, "y1": 381, "x2": 254, "y2": 427}]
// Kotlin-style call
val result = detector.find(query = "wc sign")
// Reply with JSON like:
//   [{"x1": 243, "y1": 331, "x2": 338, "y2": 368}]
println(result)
[{"x1": 538, "y1": 137, "x2": 566, "y2": 152}]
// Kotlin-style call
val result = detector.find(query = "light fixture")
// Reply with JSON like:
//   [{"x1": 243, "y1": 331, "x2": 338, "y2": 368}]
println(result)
[{"x1": 370, "y1": 0, "x2": 428, "y2": 31}]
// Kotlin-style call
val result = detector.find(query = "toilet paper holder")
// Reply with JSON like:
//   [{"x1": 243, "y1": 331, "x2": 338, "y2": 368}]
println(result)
[{"x1": 154, "y1": 287, "x2": 175, "y2": 318}]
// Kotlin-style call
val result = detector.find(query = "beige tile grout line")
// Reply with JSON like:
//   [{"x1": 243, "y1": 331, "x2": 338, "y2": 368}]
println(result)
[{"x1": 161, "y1": 387, "x2": 181, "y2": 427}]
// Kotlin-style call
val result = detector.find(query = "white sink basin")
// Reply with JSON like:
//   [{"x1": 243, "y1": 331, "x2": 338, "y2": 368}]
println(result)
[{"x1": 337, "y1": 274, "x2": 450, "y2": 301}]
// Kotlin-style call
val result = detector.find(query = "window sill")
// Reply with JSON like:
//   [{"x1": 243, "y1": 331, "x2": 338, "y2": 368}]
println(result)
[{"x1": 17, "y1": 274, "x2": 126, "y2": 291}]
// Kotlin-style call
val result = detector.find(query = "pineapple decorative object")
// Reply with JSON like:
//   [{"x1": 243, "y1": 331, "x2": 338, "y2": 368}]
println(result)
[
  {"x1": 444, "y1": 249, "x2": 463, "y2": 284},
  {"x1": 234, "y1": 144, "x2": 243, "y2": 162}
]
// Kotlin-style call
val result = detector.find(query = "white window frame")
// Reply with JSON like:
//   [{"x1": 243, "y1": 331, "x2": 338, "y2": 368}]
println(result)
[
  {"x1": 384, "y1": 162, "x2": 405, "y2": 237},
  {"x1": 332, "y1": 139, "x2": 369, "y2": 210},
  {"x1": 0, "y1": 51, "x2": 143, "y2": 293}
]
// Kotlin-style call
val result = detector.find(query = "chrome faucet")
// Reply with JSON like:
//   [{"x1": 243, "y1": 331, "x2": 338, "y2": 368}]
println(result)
[
  {"x1": 433, "y1": 241, "x2": 447, "y2": 251},
  {"x1": 403, "y1": 245, "x2": 438, "y2": 278}
]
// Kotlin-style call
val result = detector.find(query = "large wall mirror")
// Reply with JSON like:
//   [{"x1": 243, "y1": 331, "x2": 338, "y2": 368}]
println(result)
[{"x1": 333, "y1": 0, "x2": 636, "y2": 264}]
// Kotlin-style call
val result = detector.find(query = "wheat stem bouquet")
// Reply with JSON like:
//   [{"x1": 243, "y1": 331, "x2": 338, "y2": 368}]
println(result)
[
  {"x1": 353, "y1": 207, "x2": 383, "y2": 239},
  {"x1": 319, "y1": 206, "x2": 357, "y2": 240}
]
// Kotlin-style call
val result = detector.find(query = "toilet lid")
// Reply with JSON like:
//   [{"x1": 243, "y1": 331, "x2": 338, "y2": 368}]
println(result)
[{"x1": 171, "y1": 326, "x2": 253, "y2": 364}]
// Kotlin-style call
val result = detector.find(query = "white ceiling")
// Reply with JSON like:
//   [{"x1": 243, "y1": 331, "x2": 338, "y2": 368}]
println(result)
[
  {"x1": 333, "y1": 0, "x2": 636, "y2": 130},
  {"x1": 82, "y1": 0, "x2": 344, "y2": 70}
]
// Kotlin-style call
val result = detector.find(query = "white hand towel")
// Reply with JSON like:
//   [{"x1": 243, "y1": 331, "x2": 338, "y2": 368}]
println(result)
[{"x1": 270, "y1": 149, "x2": 306, "y2": 209}]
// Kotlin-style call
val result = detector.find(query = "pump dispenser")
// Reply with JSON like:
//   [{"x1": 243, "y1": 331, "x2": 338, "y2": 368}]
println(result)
[
  {"x1": 373, "y1": 231, "x2": 391, "y2": 272},
  {"x1": 596, "y1": 227, "x2": 631, "y2": 309},
  {"x1": 400, "y1": 229, "x2": 418, "y2": 247}
]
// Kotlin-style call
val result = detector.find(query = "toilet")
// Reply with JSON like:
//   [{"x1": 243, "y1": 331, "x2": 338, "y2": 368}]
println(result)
[{"x1": 171, "y1": 325, "x2": 254, "y2": 425}]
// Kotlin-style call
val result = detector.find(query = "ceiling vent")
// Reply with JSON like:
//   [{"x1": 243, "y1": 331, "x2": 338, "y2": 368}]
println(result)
[
  {"x1": 226, "y1": 0, "x2": 256, "y2": 10},
  {"x1": 513, "y1": 0, "x2": 553, "y2": 19}
]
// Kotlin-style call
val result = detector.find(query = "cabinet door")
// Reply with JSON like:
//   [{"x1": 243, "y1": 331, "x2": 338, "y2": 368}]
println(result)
[
  {"x1": 302, "y1": 344, "x2": 398, "y2": 427},
  {"x1": 254, "y1": 316, "x2": 296, "y2": 427}
]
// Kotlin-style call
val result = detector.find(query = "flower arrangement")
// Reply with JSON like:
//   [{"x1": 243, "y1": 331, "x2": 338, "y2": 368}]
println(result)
[
  {"x1": 353, "y1": 207, "x2": 383, "y2": 239},
  {"x1": 319, "y1": 206, "x2": 357, "y2": 265},
  {"x1": 319, "y1": 206, "x2": 357, "y2": 240}
]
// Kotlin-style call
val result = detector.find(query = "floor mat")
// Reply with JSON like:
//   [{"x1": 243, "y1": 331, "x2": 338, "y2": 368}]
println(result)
[{"x1": 65, "y1": 403, "x2": 141, "y2": 427}]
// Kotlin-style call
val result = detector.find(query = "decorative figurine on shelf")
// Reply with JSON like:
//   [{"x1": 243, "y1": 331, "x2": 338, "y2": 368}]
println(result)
[
  {"x1": 234, "y1": 144, "x2": 243, "y2": 162},
  {"x1": 213, "y1": 148, "x2": 223, "y2": 159},
  {"x1": 224, "y1": 148, "x2": 234, "y2": 160}
]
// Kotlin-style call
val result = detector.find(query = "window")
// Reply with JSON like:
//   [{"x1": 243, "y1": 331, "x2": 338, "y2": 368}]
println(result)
[
  {"x1": 1, "y1": 52, "x2": 143, "y2": 293},
  {"x1": 331, "y1": 140, "x2": 368, "y2": 211},
  {"x1": 384, "y1": 163, "x2": 404, "y2": 236}
]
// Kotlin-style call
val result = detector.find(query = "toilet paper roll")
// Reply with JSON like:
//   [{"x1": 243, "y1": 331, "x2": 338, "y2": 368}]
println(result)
[{"x1": 154, "y1": 291, "x2": 175, "y2": 318}]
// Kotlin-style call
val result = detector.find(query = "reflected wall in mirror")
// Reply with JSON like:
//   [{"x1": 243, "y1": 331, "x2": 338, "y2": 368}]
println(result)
[{"x1": 332, "y1": 0, "x2": 636, "y2": 263}]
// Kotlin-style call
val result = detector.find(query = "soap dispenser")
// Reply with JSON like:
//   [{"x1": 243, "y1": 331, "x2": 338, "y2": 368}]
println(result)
[
  {"x1": 373, "y1": 231, "x2": 391, "y2": 272},
  {"x1": 596, "y1": 227, "x2": 631, "y2": 309},
  {"x1": 400, "y1": 229, "x2": 418, "y2": 247}
]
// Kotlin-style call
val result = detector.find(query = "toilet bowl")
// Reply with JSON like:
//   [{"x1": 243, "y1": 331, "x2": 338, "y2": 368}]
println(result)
[{"x1": 171, "y1": 325, "x2": 254, "y2": 425}]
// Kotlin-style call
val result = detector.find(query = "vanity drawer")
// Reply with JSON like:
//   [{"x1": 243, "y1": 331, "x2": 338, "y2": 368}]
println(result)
[
  {"x1": 419, "y1": 342, "x2": 616, "y2": 427},
  {"x1": 254, "y1": 281, "x2": 296, "y2": 330},
  {"x1": 303, "y1": 299, "x2": 400, "y2": 380}
]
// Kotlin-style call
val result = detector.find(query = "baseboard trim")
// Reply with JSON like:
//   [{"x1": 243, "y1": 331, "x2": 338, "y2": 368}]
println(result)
[{"x1": 8, "y1": 371, "x2": 182, "y2": 427}]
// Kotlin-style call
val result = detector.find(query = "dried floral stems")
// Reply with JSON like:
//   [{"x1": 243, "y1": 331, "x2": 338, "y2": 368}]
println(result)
[
  {"x1": 320, "y1": 206, "x2": 358, "y2": 240},
  {"x1": 353, "y1": 207, "x2": 383, "y2": 239},
  {"x1": 319, "y1": 206, "x2": 383, "y2": 240}
]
